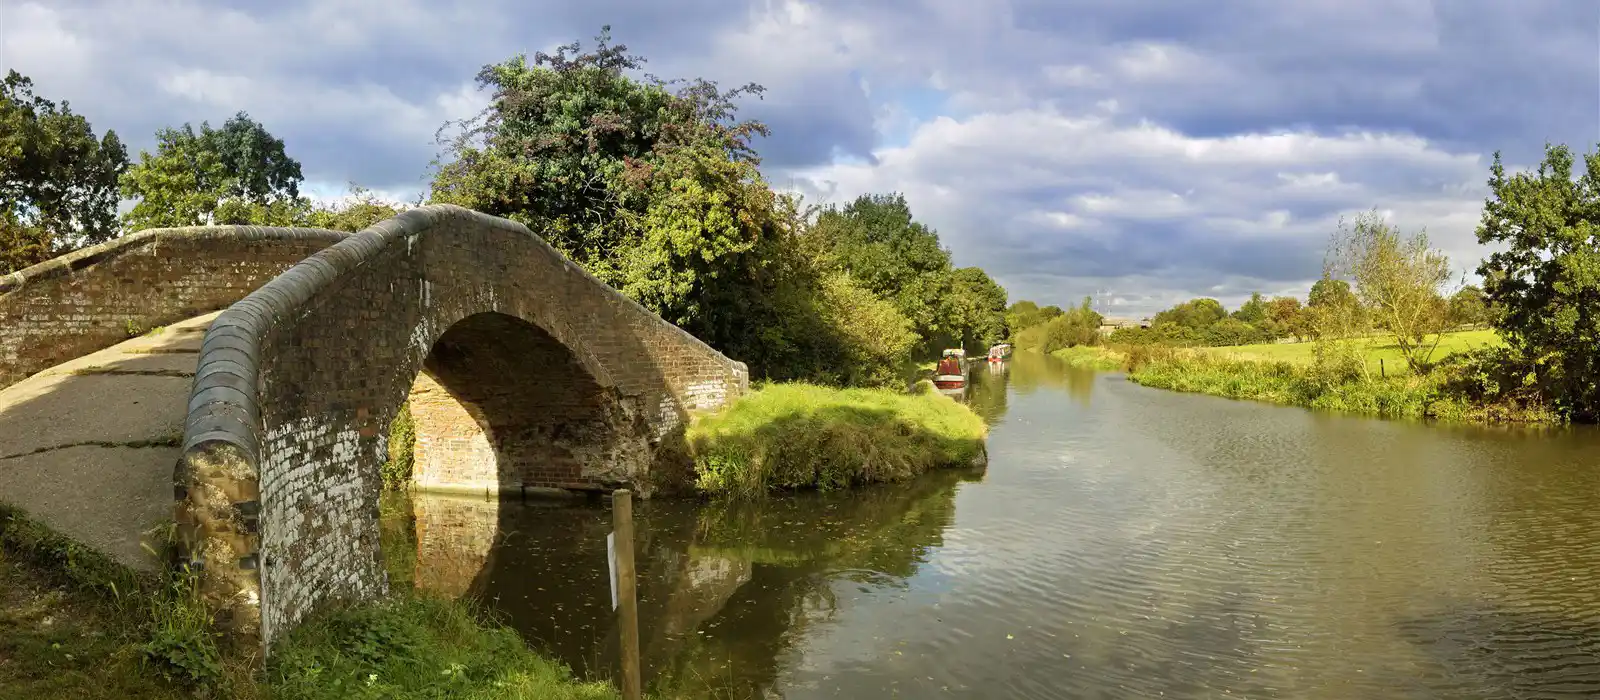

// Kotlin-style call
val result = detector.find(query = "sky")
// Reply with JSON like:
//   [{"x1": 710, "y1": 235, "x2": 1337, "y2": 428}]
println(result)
[{"x1": 3, "y1": 0, "x2": 1597, "y2": 315}]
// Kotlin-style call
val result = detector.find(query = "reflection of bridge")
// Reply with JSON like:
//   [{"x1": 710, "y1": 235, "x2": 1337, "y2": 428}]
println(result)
[
  {"x1": 406, "y1": 464, "x2": 983, "y2": 695},
  {"x1": 0, "y1": 205, "x2": 748, "y2": 655}
]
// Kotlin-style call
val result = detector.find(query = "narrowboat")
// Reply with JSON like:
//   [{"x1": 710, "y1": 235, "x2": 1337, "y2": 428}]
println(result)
[
  {"x1": 933, "y1": 348, "x2": 967, "y2": 389},
  {"x1": 987, "y1": 343, "x2": 1013, "y2": 363}
]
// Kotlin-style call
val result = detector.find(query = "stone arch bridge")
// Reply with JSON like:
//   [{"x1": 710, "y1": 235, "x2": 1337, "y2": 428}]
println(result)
[{"x1": 0, "y1": 204, "x2": 748, "y2": 655}]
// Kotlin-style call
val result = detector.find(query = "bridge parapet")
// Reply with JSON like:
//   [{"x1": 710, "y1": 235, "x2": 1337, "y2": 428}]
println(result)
[
  {"x1": 175, "y1": 204, "x2": 748, "y2": 657},
  {"x1": 0, "y1": 226, "x2": 348, "y2": 390}
]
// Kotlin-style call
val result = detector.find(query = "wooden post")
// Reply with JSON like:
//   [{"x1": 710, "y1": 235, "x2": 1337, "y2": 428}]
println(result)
[
  {"x1": 1380, "y1": 358, "x2": 1386, "y2": 378},
  {"x1": 612, "y1": 489, "x2": 642, "y2": 700}
]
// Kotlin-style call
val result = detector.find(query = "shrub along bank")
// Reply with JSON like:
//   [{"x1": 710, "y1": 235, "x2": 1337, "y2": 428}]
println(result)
[
  {"x1": 686, "y1": 383, "x2": 989, "y2": 497},
  {"x1": 1115, "y1": 345, "x2": 1558, "y2": 424}
]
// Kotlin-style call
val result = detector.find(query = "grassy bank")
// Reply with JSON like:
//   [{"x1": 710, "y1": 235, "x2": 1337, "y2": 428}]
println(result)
[
  {"x1": 1197, "y1": 329, "x2": 1501, "y2": 375},
  {"x1": 1049, "y1": 345, "x2": 1126, "y2": 371},
  {"x1": 270, "y1": 597, "x2": 616, "y2": 700},
  {"x1": 687, "y1": 383, "x2": 988, "y2": 497},
  {"x1": 1122, "y1": 346, "x2": 1557, "y2": 424},
  {"x1": 0, "y1": 502, "x2": 617, "y2": 700}
]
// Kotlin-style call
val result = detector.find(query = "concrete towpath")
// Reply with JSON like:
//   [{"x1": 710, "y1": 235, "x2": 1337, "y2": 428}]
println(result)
[{"x1": 0, "y1": 312, "x2": 217, "y2": 571}]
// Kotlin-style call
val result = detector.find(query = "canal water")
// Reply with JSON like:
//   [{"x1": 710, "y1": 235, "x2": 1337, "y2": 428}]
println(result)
[{"x1": 390, "y1": 351, "x2": 1600, "y2": 698}]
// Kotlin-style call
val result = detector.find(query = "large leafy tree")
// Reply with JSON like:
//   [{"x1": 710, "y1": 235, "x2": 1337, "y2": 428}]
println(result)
[
  {"x1": 1005, "y1": 300, "x2": 1065, "y2": 338},
  {"x1": 120, "y1": 112, "x2": 305, "y2": 231},
  {"x1": 944, "y1": 266, "x2": 1009, "y2": 352},
  {"x1": 1447, "y1": 285, "x2": 1490, "y2": 327},
  {"x1": 1153, "y1": 298, "x2": 1227, "y2": 329},
  {"x1": 810, "y1": 193, "x2": 958, "y2": 352},
  {"x1": 429, "y1": 28, "x2": 782, "y2": 349},
  {"x1": 1, "y1": 70, "x2": 128, "y2": 272},
  {"x1": 1476, "y1": 143, "x2": 1600, "y2": 420},
  {"x1": 1231, "y1": 292, "x2": 1269, "y2": 324}
]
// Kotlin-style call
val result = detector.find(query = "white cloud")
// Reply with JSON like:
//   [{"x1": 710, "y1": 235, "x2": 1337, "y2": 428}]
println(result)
[{"x1": 789, "y1": 104, "x2": 1496, "y2": 313}]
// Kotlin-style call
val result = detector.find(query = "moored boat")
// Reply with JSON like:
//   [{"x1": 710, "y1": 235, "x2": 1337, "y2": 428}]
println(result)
[
  {"x1": 933, "y1": 348, "x2": 967, "y2": 389},
  {"x1": 987, "y1": 343, "x2": 1013, "y2": 363}
]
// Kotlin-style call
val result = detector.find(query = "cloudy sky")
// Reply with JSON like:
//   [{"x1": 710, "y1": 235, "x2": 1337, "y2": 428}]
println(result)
[{"x1": 3, "y1": 0, "x2": 1597, "y2": 314}]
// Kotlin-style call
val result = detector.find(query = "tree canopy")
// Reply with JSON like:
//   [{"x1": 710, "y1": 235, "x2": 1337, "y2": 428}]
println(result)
[
  {"x1": 1, "y1": 70, "x2": 128, "y2": 272},
  {"x1": 1476, "y1": 143, "x2": 1600, "y2": 420},
  {"x1": 120, "y1": 112, "x2": 305, "y2": 231}
]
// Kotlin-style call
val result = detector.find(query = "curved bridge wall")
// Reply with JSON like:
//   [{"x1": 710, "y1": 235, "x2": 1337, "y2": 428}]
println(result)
[{"x1": 175, "y1": 205, "x2": 748, "y2": 654}]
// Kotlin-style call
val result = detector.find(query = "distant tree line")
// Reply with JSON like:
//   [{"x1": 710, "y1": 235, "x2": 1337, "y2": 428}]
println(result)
[
  {"x1": 0, "y1": 29, "x2": 1008, "y2": 388},
  {"x1": 1016, "y1": 141, "x2": 1600, "y2": 422}
]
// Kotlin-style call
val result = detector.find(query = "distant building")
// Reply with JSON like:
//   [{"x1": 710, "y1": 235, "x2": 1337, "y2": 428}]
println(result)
[{"x1": 1097, "y1": 316, "x2": 1150, "y2": 335}]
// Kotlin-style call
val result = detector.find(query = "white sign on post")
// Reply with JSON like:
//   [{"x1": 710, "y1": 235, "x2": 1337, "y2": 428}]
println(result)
[{"x1": 607, "y1": 530, "x2": 618, "y2": 611}]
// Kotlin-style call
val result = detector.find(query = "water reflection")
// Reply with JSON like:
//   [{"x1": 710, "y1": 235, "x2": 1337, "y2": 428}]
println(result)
[
  {"x1": 401, "y1": 466, "x2": 984, "y2": 697},
  {"x1": 388, "y1": 351, "x2": 1600, "y2": 699}
]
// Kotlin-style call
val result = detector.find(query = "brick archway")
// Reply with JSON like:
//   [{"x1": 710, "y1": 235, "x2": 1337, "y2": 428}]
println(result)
[{"x1": 407, "y1": 311, "x2": 653, "y2": 494}]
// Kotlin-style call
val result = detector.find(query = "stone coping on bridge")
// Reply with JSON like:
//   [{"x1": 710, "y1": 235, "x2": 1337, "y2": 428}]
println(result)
[{"x1": 0, "y1": 225, "x2": 348, "y2": 295}]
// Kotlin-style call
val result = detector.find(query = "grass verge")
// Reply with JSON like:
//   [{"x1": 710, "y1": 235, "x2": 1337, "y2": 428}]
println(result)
[
  {"x1": 687, "y1": 383, "x2": 988, "y2": 497},
  {"x1": 1197, "y1": 329, "x2": 1501, "y2": 376},
  {"x1": 268, "y1": 595, "x2": 617, "y2": 700},
  {"x1": 0, "y1": 501, "x2": 618, "y2": 699},
  {"x1": 1122, "y1": 346, "x2": 1559, "y2": 424},
  {"x1": 1050, "y1": 345, "x2": 1125, "y2": 371},
  {"x1": 0, "y1": 502, "x2": 233, "y2": 699}
]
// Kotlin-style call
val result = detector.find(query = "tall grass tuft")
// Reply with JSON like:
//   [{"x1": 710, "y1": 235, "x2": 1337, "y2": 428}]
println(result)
[{"x1": 687, "y1": 383, "x2": 989, "y2": 497}]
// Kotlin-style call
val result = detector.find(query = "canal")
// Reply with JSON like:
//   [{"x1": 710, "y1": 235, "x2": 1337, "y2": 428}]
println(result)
[{"x1": 388, "y1": 351, "x2": 1600, "y2": 698}]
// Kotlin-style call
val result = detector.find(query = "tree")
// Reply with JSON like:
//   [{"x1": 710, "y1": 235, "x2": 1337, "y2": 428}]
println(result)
[
  {"x1": 303, "y1": 184, "x2": 414, "y2": 233},
  {"x1": 1308, "y1": 277, "x2": 1358, "y2": 310},
  {"x1": 1476, "y1": 143, "x2": 1600, "y2": 420},
  {"x1": 120, "y1": 112, "x2": 305, "y2": 231},
  {"x1": 1, "y1": 70, "x2": 128, "y2": 272},
  {"x1": 1006, "y1": 300, "x2": 1063, "y2": 336},
  {"x1": 1265, "y1": 296, "x2": 1307, "y2": 340},
  {"x1": 1328, "y1": 209, "x2": 1452, "y2": 371},
  {"x1": 429, "y1": 28, "x2": 790, "y2": 365},
  {"x1": 944, "y1": 266, "x2": 1008, "y2": 352},
  {"x1": 1447, "y1": 285, "x2": 1490, "y2": 328},
  {"x1": 1015, "y1": 297, "x2": 1101, "y2": 353},
  {"x1": 1153, "y1": 298, "x2": 1226, "y2": 330},
  {"x1": 1231, "y1": 292, "x2": 1269, "y2": 325}
]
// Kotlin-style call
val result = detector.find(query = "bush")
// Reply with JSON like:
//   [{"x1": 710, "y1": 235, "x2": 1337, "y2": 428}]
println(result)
[
  {"x1": 382, "y1": 405, "x2": 415, "y2": 491},
  {"x1": 687, "y1": 383, "x2": 988, "y2": 497}
]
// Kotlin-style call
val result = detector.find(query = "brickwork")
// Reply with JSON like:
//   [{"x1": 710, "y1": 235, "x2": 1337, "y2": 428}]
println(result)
[
  {"x1": 0, "y1": 227, "x2": 347, "y2": 390},
  {"x1": 175, "y1": 204, "x2": 749, "y2": 656}
]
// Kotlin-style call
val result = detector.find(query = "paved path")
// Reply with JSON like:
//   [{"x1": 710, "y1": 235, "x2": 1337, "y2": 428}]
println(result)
[{"x1": 0, "y1": 313, "x2": 217, "y2": 570}]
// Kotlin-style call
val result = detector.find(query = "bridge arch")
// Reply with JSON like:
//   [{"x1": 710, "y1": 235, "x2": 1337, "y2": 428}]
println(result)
[
  {"x1": 175, "y1": 204, "x2": 747, "y2": 655},
  {"x1": 407, "y1": 310, "x2": 654, "y2": 493}
]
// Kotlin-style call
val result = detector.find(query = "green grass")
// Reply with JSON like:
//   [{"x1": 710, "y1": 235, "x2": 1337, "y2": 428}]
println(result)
[
  {"x1": 1122, "y1": 345, "x2": 1557, "y2": 424},
  {"x1": 0, "y1": 501, "x2": 619, "y2": 700},
  {"x1": 687, "y1": 382, "x2": 989, "y2": 497},
  {"x1": 0, "y1": 503, "x2": 233, "y2": 699},
  {"x1": 268, "y1": 595, "x2": 618, "y2": 700},
  {"x1": 1050, "y1": 345, "x2": 1126, "y2": 371},
  {"x1": 1199, "y1": 329, "x2": 1502, "y2": 375}
]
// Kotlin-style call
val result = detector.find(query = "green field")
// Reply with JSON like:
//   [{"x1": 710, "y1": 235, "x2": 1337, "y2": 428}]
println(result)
[{"x1": 1201, "y1": 329, "x2": 1502, "y2": 374}]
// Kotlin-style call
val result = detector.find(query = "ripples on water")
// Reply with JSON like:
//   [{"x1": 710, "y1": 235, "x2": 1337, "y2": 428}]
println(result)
[{"x1": 388, "y1": 352, "x2": 1600, "y2": 699}]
